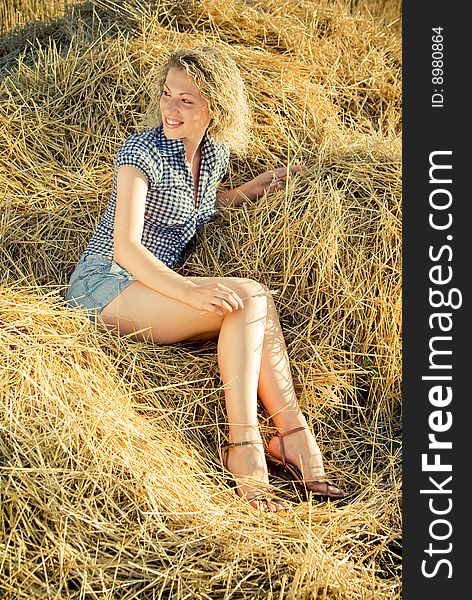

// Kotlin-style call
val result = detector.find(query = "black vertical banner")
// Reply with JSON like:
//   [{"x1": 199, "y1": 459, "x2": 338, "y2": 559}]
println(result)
[{"x1": 403, "y1": 2, "x2": 468, "y2": 598}]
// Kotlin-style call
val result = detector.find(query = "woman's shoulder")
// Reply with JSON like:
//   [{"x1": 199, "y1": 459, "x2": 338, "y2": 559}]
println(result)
[
  {"x1": 117, "y1": 128, "x2": 159, "y2": 154},
  {"x1": 113, "y1": 128, "x2": 164, "y2": 184},
  {"x1": 207, "y1": 136, "x2": 230, "y2": 161}
]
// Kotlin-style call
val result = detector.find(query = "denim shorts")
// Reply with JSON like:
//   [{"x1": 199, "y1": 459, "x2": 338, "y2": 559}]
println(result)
[{"x1": 66, "y1": 253, "x2": 137, "y2": 322}]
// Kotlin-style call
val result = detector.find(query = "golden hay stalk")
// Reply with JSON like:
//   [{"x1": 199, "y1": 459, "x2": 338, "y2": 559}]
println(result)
[{"x1": 1, "y1": 0, "x2": 402, "y2": 597}]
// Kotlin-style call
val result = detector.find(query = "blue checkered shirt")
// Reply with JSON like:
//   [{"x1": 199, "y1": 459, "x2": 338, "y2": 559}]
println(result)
[{"x1": 83, "y1": 125, "x2": 230, "y2": 267}]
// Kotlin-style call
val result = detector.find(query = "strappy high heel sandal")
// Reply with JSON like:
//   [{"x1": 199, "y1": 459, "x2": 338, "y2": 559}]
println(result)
[
  {"x1": 220, "y1": 440, "x2": 289, "y2": 512},
  {"x1": 265, "y1": 426, "x2": 346, "y2": 500}
]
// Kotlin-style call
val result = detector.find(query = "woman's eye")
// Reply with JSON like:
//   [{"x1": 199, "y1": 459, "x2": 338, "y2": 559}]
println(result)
[
  {"x1": 182, "y1": 99, "x2": 192, "y2": 104},
  {"x1": 162, "y1": 90, "x2": 170, "y2": 96}
]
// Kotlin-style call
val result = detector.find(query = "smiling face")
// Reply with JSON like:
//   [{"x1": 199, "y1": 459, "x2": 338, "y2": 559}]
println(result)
[{"x1": 159, "y1": 67, "x2": 211, "y2": 148}]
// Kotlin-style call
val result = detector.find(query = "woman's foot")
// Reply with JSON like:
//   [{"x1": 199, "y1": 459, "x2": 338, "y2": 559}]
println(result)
[
  {"x1": 267, "y1": 427, "x2": 345, "y2": 498},
  {"x1": 222, "y1": 442, "x2": 289, "y2": 512}
]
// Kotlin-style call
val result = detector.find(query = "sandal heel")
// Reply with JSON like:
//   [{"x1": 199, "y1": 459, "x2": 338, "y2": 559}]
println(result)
[{"x1": 267, "y1": 426, "x2": 346, "y2": 500}]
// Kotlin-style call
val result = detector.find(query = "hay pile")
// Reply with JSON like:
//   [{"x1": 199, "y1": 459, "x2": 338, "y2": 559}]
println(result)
[{"x1": 0, "y1": 0, "x2": 402, "y2": 598}]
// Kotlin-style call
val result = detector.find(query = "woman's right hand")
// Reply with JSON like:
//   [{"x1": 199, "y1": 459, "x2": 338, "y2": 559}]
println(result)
[{"x1": 186, "y1": 283, "x2": 245, "y2": 316}]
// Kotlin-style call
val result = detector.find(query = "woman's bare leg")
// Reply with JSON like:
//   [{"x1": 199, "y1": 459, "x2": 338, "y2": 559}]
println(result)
[
  {"x1": 98, "y1": 277, "x2": 287, "y2": 510},
  {"x1": 256, "y1": 291, "x2": 340, "y2": 490}
]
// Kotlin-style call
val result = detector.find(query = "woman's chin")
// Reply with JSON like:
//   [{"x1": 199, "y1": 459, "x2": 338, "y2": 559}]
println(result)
[{"x1": 162, "y1": 125, "x2": 184, "y2": 139}]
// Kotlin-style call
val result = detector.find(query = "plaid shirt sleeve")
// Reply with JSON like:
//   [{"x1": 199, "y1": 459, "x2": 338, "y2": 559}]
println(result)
[{"x1": 114, "y1": 134, "x2": 163, "y2": 188}]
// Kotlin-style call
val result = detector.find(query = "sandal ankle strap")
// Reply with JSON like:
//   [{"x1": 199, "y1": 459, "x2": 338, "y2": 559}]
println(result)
[
  {"x1": 275, "y1": 426, "x2": 307, "y2": 438},
  {"x1": 221, "y1": 440, "x2": 263, "y2": 468},
  {"x1": 222, "y1": 439, "x2": 263, "y2": 449}
]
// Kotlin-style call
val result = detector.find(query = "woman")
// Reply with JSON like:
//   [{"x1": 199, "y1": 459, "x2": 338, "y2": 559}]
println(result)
[{"x1": 66, "y1": 46, "x2": 345, "y2": 512}]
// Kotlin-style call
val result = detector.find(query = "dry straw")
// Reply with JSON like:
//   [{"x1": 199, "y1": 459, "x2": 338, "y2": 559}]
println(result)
[{"x1": 1, "y1": 0, "x2": 402, "y2": 598}]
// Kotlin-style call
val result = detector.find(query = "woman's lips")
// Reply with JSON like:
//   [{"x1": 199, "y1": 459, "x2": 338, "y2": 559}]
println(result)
[{"x1": 165, "y1": 117, "x2": 183, "y2": 128}]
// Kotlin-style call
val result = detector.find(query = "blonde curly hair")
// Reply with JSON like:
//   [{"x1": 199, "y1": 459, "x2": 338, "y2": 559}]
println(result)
[{"x1": 140, "y1": 46, "x2": 251, "y2": 155}]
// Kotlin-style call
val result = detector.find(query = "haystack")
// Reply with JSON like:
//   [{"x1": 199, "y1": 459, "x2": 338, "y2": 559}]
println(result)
[{"x1": 0, "y1": 1, "x2": 402, "y2": 598}]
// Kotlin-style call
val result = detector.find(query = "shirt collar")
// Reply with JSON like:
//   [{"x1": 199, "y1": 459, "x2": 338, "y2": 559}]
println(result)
[{"x1": 153, "y1": 125, "x2": 216, "y2": 161}]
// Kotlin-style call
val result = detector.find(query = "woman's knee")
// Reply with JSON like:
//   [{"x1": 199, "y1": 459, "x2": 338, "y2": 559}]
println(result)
[
  {"x1": 224, "y1": 279, "x2": 269, "y2": 323},
  {"x1": 225, "y1": 277, "x2": 268, "y2": 301}
]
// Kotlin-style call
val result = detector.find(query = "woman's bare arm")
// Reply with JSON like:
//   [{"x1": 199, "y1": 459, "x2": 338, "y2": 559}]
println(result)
[
  {"x1": 113, "y1": 166, "x2": 244, "y2": 314},
  {"x1": 216, "y1": 165, "x2": 306, "y2": 208},
  {"x1": 113, "y1": 166, "x2": 198, "y2": 303},
  {"x1": 216, "y1": 181, "x2": 255, "y2": 207}
]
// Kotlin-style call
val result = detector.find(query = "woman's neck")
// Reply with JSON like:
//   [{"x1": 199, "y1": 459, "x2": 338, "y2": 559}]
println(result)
[{"x1": 183, "y1": 134, "x2": 205, "y2": 166}]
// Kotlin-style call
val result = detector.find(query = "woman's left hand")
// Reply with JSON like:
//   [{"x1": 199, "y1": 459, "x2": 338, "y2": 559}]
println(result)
[{"x1": 245, "y1": 164, "x2": 307, "y2": 200}]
